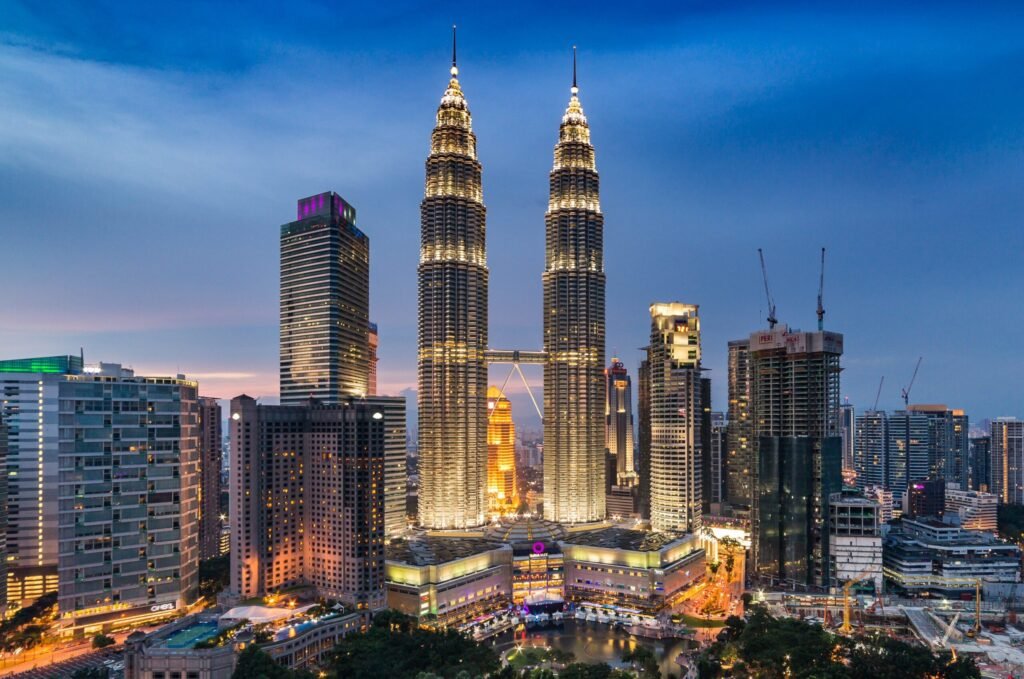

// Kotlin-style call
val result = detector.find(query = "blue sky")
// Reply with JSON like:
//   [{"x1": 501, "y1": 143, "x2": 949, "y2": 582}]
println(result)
[{"x1": 2, "y1": 1, "x2": 1022, "y2": 429}]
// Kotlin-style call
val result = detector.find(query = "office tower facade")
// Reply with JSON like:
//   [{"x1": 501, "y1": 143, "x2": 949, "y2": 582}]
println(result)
[
  {"x1": 376, "y1": 397, "x2": 408, "y2": 538},
  {"x1": 888, "y1": 410, "x2": 931, "y2": 497},
  {"x1": 368, "y1": 322, "x2": 379, "y2": 396},
  {"x1": 707, "y1": 412, "x2": 726, "y2": 507},
  {"x1": 839, "y1": 402, "x2": 855, "y2": 474},
  {"x1": 828, "y1": 491, "x2": 883, "y2": 593},
  {"x1": 486, "y1": 387, "x2": 517, "y2": 514},
  {"x1": 543, "y1": 68, "x2": 606, "y2": 525},
  {"x1": 726, "y1": 339, "x2": 752, "y2": 509},
  {"x1": 57, "y1": 364, "x2": 200, "y2": 635},
  {"x1": 970, "y1": 436, "x2": 992, "y2": 492},
  {"x1": 637, "y1": 357, "x2": 651, "y2": 520},
  {"x1": 648, "y1": 303, "x2": 702, "y2": 534},
  {"x1": 230, "y1": 395, "x2": 399, "y2": 610},
  {"x1": 906, "y1": 404, "x2": 968, "y2": 487},
  {"x1": 905, "y1": 478, "x2": 946, "y2": 518},
  {"x1": 280, "y1": 192, "x2": 370, "y2": 405},
  {"x1": 750, "y1": 326, "x2": 843, "y2": 588},
  {"x1": 197, "y1": 397, "x2": 223, "y2": 562},
  {"x1": 605, "y1": 359, "x2": 637, "y2": 486},
  {"x1": 0, "y1": 355, "x2": 82, "y2": 609},
  {"x1": 0, "y1": 415, "x2": 7, "y2": 618},
  {"x1": 991, "y1": 417, "x2": 1024, "y2": 505},
  {"x1": 854, "y1": 410, "x2": 888, "y2": 490},
  {"x1": 863, "y1": 485, "x2": 894, "y2": 523},
  {"x1": 417, "y1": 52, "x2": 489, "y2": 530}
]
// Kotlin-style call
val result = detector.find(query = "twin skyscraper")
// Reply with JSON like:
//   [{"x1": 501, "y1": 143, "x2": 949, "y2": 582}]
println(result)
[{"x1": 418, "y1": 36, "x2": 607, "y2": 529}]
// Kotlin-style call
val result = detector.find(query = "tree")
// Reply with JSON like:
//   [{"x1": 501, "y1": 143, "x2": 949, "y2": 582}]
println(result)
[
  {"x1": 231, "y1": 644, "x2": 314, "y2": 679},
  {"x1": 198, "y1": 554, "x2": 230, "y2": 600},
  {"x1": 70, "y1": 669, "x2": 108, "y2": 679},
  {"x1": 622, "y1": 645, "x2": 660, "y2": 679},
  {"x1": 92, "y1": 633, "x2": 116, "y2": 649}
]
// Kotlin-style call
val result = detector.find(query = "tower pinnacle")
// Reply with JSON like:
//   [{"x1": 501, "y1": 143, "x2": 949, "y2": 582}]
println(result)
[
  {"x1": 451, "y1": 25, "x2": 458, "y2": 77},
  {"x1": 571, "y1": 45, "x2": 578, "y2": 94}
]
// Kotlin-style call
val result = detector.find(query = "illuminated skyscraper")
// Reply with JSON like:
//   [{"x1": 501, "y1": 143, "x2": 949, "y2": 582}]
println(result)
[
  {"x1": 605, "y1": 359, "x2": 637, "y2": 486},
  {"x1": 417, "y1": 37, "x2": 489, "y2": 529},
  {"x1": 991, "y1": 417, "x2": 1024, "y2": 505},
  {"x1": 726, "y1": 339, "x2": 752, "y2": 509},
  {"x1": 543, "y1": 53, "x2": 606, "y2": 524},
  {"x1": 0, "y1": 415, "x2": 7, "y2": 619},
  {"x1": 280, "y1": 191, "x2": 370, "y2": 404},
  {"x1": 648, "y1": 303, "x2": 702, "y2": 534},
  {"x1": 197, "y1": 396, "x2": 223, "y2": 561},
  {"x1": 368, "y1": 322, "x2": 379, "y2": 396},
  {"x1": 486, "y1": 387, "x2": 517, "y2": 513}
]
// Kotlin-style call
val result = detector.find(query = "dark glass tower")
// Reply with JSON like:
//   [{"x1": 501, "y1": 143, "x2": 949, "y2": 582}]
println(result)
[
  {"x1": 280, "y1": 192, "x2": 370, "y2": 404},
  {"x1": 417, "y1": 39, "x2": 489, "y2": 529},
  {"x1": 543, "y1": 54, "x2": 606, "y2": 523}
]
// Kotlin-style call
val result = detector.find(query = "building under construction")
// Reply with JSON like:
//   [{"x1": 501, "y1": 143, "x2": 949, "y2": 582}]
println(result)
[{"x1": 750, "y1": 325, "x2": 844, "y2": 588}]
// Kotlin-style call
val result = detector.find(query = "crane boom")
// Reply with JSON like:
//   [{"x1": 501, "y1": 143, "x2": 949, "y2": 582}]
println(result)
[
  {"x1": 873, "y1": 376, "x2": 885, "y2": 411},
  {"x1": 901, "y1": 357, "x2": 923, "y2": 407},
  {"x1": 758, "y1": 248, "x2": 778, "y2": 329},
  {"x1": 817, "y1": 247, "x2": 825, "y2": 331}
]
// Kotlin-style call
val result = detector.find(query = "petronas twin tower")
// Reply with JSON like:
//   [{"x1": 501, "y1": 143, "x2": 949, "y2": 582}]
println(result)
[{"x1": 418, "y1": 37, "x2": 606, "y2": 529}]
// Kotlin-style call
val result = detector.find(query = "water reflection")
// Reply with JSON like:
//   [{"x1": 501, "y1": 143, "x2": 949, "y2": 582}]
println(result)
[{"x1": 489, "y1": 620, "x2": 696, "y2": 677}]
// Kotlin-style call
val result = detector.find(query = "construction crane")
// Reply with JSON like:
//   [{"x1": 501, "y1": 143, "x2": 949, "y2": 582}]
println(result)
[
  {"x1": 901, "y1": 356, "x2": 923, "y2": 407},
  {"x1": 839, "y1": 569, "x2": 877, "y2": 634},
  {"x1": 817, "y1": 247, "x2": 826, "y2": 331},
  {"x1": 758, "y1": 248, "x2": 778, "y2": 329},
  {"x1": 873, "y1": 376, "x2": 885, "y2": 411}
]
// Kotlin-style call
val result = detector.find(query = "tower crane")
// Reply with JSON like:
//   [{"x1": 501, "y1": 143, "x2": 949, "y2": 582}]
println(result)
[
  {"x1": 758, "y1": 248, "x2": 778, "y2": 329},
  {"x1": 839, "y1": 569, "x2": 878, "y2": 634},
  {"x1": 901, "y1": 357, "x2": 923, "y2": 407},
  {"x1": 817, "y1": 247, "x2": 826, "y2": 331},
  {"x1": 873, "y1": 376, "x2": 885, "y2": 411}
]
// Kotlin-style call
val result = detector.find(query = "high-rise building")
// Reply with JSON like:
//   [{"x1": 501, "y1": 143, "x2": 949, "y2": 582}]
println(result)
[
  {"x1": 906, "y1": 405, "x2": 969, "y2": 487},
  {"x1": 707, "y1": 412, "x2": 726, "y2": 508},
  {"x1": 854, "y1": 410, "x2": 888, "y2": 491},
  {"x1": 0, "y1": 355, "x2": 81, "y2": 609},
  {"x1": 839, "y1": 402, "x2": 855, "y2": 475},
  {"x1": 0, "y1": 414, "x2": 7, "y2": 619},
  {"x1": 905, "y1": 478, "x2": 945, "y2": 519},
  {"x1": 726, "y1": 339, "x2": 752, "y2": 509},
  {"x1": 605, "y1": 359, "x2": 637, "y2": 489},
  {"x1": 699, "y1": 378, "x2": 712, "y2": 514},
  {"x1": 648, "y1": 303, "x2": 702, "y2": 534},
  {"x1": 197, "y1": 397, "x2": 223, "y2": 562},
  {"x1": 543, "y1": 60, "x2": 606, "y2": 525},
  {"x1": 379, "y1": 397, "x2": 408, "y2": 539},
  {"x1": 417, "y1": 45, "x2": 489, "y2": 530},
  {"x1": 280, "y1": 192, "x2": 370, "y2": 405},
  {"x1": 991, "y1": 417, "x2": 1024, "y2": 505},
  {"x1": 863, "y1": 485, "x2": 894, "y2": 523},
  {"x1": 368, "y1": 322, "x2": 379, "y2": 397},
  {"x1": 750, "y1": 326, "x2": 843, "y2": 588},
  {"x1": 486, "y1": 387, "x2": 517, "y2": 514},
  {"x1": 57, "y1": 364, "x2": 200, "y2": 635},
  {"x1": 230, "y1": 395, "x2": 401, "y2": 610},
  {"x1": 969, "y1": 435, "x2": 992, "y2": 492},
  {"x1": 637, "y1": 357, "x2": 651, "y2": 520},
  {"x1": 887, "y1": 410, "x2": 931, "y2": 499}
]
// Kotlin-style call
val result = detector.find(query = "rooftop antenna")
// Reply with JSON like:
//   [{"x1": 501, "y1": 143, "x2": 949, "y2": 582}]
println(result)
[
  {"x1": 901, "y1": 357, "x2": 923, "y2": 408},
  {"x1": 758, "y1": 248, "x2": 778, "y2": 329},
  {"x1": 873, "y1": 376, "x2": 885, "y2": 411},
  {"x1": 817, "y1": 247, "x2": 826, "y2": 331}
]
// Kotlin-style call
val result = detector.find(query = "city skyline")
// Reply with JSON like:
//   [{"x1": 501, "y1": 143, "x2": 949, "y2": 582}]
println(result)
[{"x1": 4, "y1": 4, "x2": 1024, "y2": 425}]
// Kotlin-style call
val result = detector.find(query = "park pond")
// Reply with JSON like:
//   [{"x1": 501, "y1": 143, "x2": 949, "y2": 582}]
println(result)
[{"x1": 487, "y1": 620, "x2": 699, "y2": 677}]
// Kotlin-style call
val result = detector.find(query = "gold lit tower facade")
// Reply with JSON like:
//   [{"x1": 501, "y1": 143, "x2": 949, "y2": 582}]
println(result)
[
  {"x1": 417, "y1": 39, "x2": 489, "y2": 529},
  {"x1": 543, "y1": 55, "x2": 606, "y2": 524},
  {"x1": 487, "y1": 387, "x2": 517, "y2": 513}
]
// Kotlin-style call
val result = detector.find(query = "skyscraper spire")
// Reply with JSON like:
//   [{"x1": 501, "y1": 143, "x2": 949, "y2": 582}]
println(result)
[
  {"x1": 451, "y1": 24, "x2": 458, "y2": 76},
  {"x1": 572, "y1": 45, "x2": 577, "y2": 92}
]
